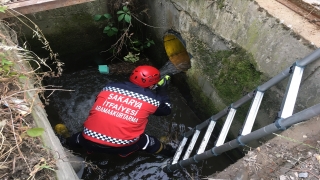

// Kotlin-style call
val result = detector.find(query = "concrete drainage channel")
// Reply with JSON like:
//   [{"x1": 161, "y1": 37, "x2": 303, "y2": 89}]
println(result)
[
  {"x1": 42, "y1": 30, "x2": 229, "y2": 179},
  {"x1": 2, "y1": 0, "x2": 317, "y2": 179},
  {"x1": 17, "y1": 28, "x2": 206, "y2": 179},
  {"x1": 11, "y1": 61, "x2": 83, "y2": 179},
  {"x1": 0, "y1": 22, "x2": 83, "y2": 179}
]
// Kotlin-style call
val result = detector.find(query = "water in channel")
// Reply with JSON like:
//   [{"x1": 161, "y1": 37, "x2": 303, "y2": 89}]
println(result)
[{"x1": 45, "y1": 64, "x2": 234, "y2": 179}]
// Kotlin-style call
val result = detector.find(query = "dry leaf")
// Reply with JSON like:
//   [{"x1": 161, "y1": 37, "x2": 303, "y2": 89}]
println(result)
[
  {"x1": 314, "y1": 154, "x2": 320, "y2": 163},
  {"x1": 0, "y1": 165, "x2": 8, "y2": 169},
  {"x1": 0, "y1": 120, "x2": 6, "y2": 128}
]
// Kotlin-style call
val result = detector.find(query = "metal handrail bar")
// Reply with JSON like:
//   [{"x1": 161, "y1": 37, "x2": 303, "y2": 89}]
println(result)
[
  {"x1": 164, "y1": 48, "x2": 320, "y2": 172},
  {"x1": 164, "y1": 102, "x2": 320, "y2": 172},
  {"x1": 180, "y1": 48, "x2": 320, "y2": 139}
]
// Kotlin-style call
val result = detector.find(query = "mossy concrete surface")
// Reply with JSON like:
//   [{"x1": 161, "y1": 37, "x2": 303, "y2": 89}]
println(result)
[
  {"x1": 144, "y1": 0, "x2": 320, "y2": 138},
  {"x1": 185, "y1": 43, "x2": 266, "y2": 138}
]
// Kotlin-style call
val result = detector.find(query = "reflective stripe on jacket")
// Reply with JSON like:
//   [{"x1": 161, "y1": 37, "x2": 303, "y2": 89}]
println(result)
[{"x1": 83, "y1": 81, "x2": 171, "y2": 147}]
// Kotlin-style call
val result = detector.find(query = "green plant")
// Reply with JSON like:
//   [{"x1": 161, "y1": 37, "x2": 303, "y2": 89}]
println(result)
[
  {"x1": 0, "y1": 9, "x2": 61, "y2": 180},
  {"x1": 123, "y1": 52, "x2": 139, "y2": 63},
  {"x1": 0, "y1": 55, "x2": 14, "y2": 77},
  {"x1": 217, "y1": 0, "x2": 225, "y2": 9},
  {"x1": 94, "y1": 13, "x2": 118, "y2": 37},
  {"x1": 0, "y1": 54, "x2": 27, "y2": 79},
  {"x1": 130, "y1": 38, "x2": 155, "y2": 53},
  {"x1": 26, "y1": 127, "x2": 45, "y2": 137},
  {"x1": 94, "y1": 6, "x2": 131, "y2": 37},
  {"x1": 117, "y1": 6, "x2": 131, "y2": 23},
  {"x1": 0, "y1": 5, "x2": 8, "y2": 13},
  {"x1": 95, "y1": 5, "x2": 155, "y2": 62}
]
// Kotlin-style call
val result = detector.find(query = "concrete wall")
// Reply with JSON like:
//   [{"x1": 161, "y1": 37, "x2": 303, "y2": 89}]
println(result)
[
  {"x1": 144, "y1": 0, "x2": 320, "y2": 138},
  {"x1": 2, "y1": 0, "x2": 319, "y2": 177},
  {"x1": 6, "y1": 0, "x2": 111, "y2": 72},
  {"x1": 5, "y1": 0, "x2": 320, "y2": 143},
  {"x1": 1, "y1": 2, "x2": 111, "y2": 178}
]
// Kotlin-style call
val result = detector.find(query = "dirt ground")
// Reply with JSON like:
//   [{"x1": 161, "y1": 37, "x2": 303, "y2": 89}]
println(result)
[
  {"x1": 0, "y1": 83, "x2": 56, "y2": 179},
  {"x1": 255, "y1": 0, "x2": 320, "y2": 47},
  {"x1": 210, "y1": 1, "x2": 320, "y2": 179},
  {"x1": 0, "y1": 17, "x2": 60, "y2": 179},
  {"x1": 210, "y1": 117, "x2": 320, "y2": 180}
]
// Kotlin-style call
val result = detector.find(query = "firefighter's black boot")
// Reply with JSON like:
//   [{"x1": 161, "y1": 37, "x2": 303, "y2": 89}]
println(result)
[{"x1": 157, "y1": 143, "x2": 176, "y2": 157}]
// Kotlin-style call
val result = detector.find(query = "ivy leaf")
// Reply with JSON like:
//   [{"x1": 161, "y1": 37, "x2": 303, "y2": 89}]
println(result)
[
  {"x1": 123, "y1": 6, "x2": 129, "y2": 12},
  {"x1": 94, "y1": 14, "x2": 105, "y2": 21},
  {"x1": 8, "y1": 72, "x2": 17, "y2": 76},
  {"x1": 0, "y1": 6, "x2": 8, "y2": 13},
  {"x1": 2, "y1": 59, "x2": 13, "y2": 65},
  {"x1": 103, "y1": 26, "x2": 111, "y2": 34},
  {"x1": 132, "y1": 40, "x2": 140, "y2": 44},
  {"x1": 27, "y1": 128, "x2": 44, "y2": 137},
  {"x1": 3, "y1": 65, "x2": 10, "y2": 71},
  {"x1": 103, "y1": 13, "x2": 112, "y2": 19},
  {"x1": 124, "y1": 14, "x2": 131, "y2": 23},
  {"x1": 103, "y1": 27, "x2": 117, "y2": 36},
  {"x1": 107, "y1": 31, "x2": 116, "y2": 37},
  {"x1": 118, "y1": 14, "x2": 125, "y2": 22},
  {"x1": 111, "y1": 27, "x2": 118, "y2": 32},
  {"x1": 117, "y1": 10, "x2": 125, "y2": 15},
  {"x1": 132, "y1": 47, "x2": 140, "y2": 51}
]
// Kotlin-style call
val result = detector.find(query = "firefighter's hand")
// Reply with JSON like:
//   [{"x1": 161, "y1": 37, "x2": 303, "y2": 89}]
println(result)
[
  {"x1": 156, "y1": 75, "x2": 171, "y2": 95},
  {"x1": 157, "y1": 75, "x2": 171, "y2": 89}
]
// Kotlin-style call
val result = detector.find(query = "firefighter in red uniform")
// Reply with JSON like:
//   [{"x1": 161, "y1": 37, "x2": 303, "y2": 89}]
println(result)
[{"x1": 65, "y1": 65, "x2": 175, "y2": 157}]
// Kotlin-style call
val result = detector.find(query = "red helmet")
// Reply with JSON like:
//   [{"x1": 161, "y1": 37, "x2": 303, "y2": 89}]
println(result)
[{"x1": 129, "y1": 65, "x2": 160, "y2": 88}]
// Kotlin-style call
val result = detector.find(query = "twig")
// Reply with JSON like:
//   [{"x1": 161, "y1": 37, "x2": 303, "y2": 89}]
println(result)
[
  {"x1": 101, "y1": 24, "x2": 132, "y2": 55},
  {"x1": 0, "y1": 8, "x2": 61, "y2": 180},
  {"x1": 0, "y1": 141, "x2": 19, "y2": 161},
  {"x1": 12, "y1": 156, "x2": 16, "y2": 174},
  {"x1": 182, "y1": 168, "x2": 195, "y2": 180},
  {"x1": 8, "y1": 107, "x2": 32, "y2": 173},
  {"x1": 0, "y1": 122, "x2": 6, "y2": 151},
  {"x1": 0, "y1": 173, "x2": 8, "y2": 179},
  {"x1": 206, "y1": 1, "x2": 215, "y2": 8},
  {"x1": 131, "y1": 14, "x2": 168, "y2": 29},
  {"x1": 6, "y1": 8, "x2": 64, "y2": 76}
]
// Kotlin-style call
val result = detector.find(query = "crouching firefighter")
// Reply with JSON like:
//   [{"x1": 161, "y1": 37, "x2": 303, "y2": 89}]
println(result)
[{"x1": 59, "y1": 65, "x2": 175, "y2": 157}]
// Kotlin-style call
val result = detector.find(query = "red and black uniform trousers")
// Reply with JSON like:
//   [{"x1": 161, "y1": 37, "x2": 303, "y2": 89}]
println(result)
[{"x1": 69, "y1": 132, "x2": 164, "y2": 157}]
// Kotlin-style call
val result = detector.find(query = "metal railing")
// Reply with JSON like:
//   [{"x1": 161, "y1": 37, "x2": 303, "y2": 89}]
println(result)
[{"x1": 163, "y1": 48, "x2": 320, "y2": 173}]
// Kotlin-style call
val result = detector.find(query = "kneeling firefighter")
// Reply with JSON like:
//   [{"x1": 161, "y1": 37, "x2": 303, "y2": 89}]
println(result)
[{"x1": 57, "y1": 65, "x2": 175, "y2": 157}]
